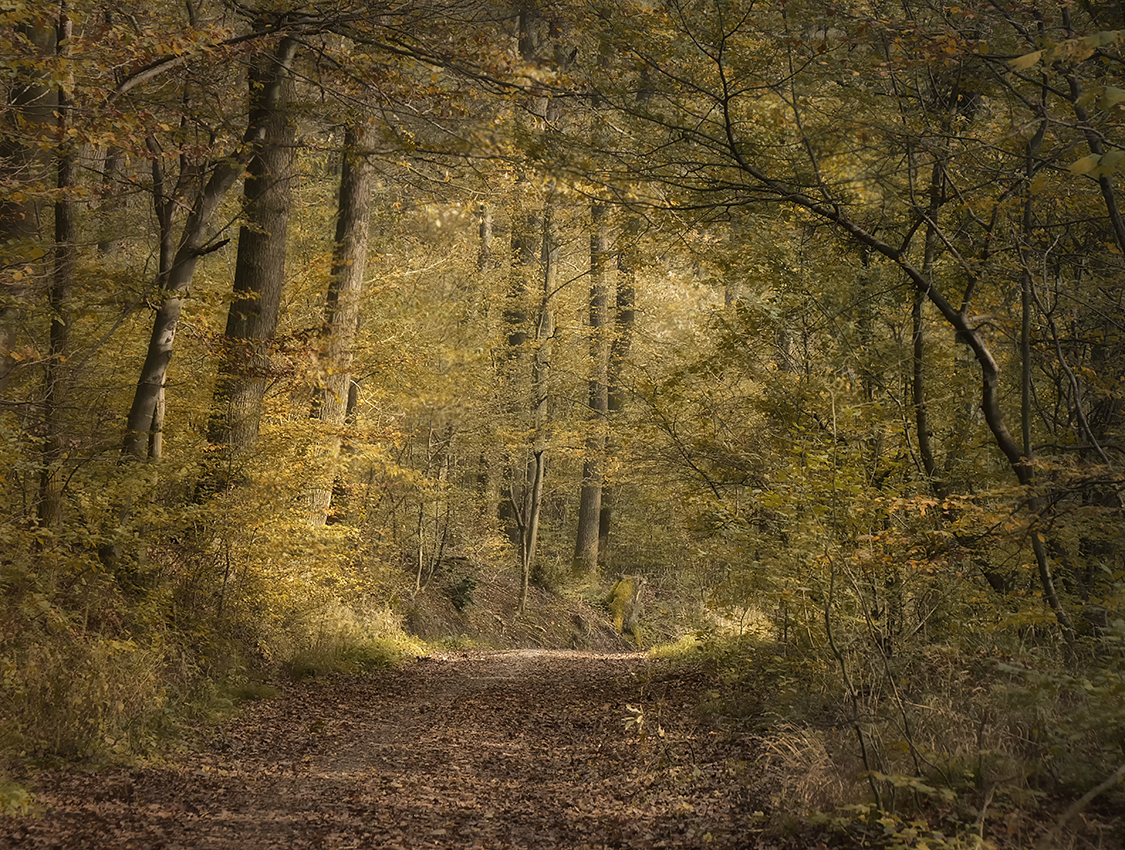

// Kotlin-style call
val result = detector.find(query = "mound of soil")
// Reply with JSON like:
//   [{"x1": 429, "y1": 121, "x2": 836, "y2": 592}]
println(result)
[{"x1": 402, "y1": 566, "x2": 632, "y2": 652}]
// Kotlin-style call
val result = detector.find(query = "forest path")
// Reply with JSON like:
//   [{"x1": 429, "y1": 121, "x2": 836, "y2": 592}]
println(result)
[{"x1": 2, "y1": 650, "x2": 771, "y2": 849}]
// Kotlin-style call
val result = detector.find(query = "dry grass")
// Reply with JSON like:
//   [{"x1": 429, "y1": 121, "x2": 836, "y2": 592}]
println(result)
[{"x1": 756, "y1": 722, "x2": 858, "y2": 815}]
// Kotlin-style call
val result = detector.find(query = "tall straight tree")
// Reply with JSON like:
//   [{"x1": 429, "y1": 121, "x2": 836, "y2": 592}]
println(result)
[
  {"x1": 309, "y1": 119, "x2": 375, "y2": 524},
  {"x1": 572, "y1": 201, "x2": 610, "y2": 575},
  {"x1": 123, "y1": 35, "x2": 301, "y2": 461},
  {"x1": 206, "y1": 37, "x2": 299, "y2": 473},
  {"x1": 597, "y1": 224, "x2": 637, "y2": 564},
  {"x1": 38, "y1": 3, "x2": 76, "y2": 530}
]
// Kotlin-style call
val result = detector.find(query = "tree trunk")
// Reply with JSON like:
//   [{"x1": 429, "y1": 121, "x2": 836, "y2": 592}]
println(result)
[
  {"x1": 912, "y1": 219, "x2": 944, "y2": 500},
  {"x1": 309, "y1": 120, "x2": 374, "y2": 524},
  {"x1": 123, "y1": 36, "x2": 299, "y2": 461},
  {"x1": 573, "y1": 202, "x2": 611, "y2": 576},
  {"x1": 477, "y1": 201, "x2": 494, "y2": 272},
  {"x1": 499, "y1": 190, "x2": 540, "y2": 546},
  {"x1": 518, "y1": 203, "x2": 556, "y2": 612},
  {"x1": 597, "y1": 222, "x2": 637, "y2": 565},
  {"x1": 38, "y1": 7, "x2": 75, "y2": 530},
  {"x1": 205, "y1": 38, "x2": 299, "y2": 475}
]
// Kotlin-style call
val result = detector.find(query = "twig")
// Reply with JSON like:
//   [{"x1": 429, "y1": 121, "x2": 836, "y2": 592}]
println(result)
[{"x1": 823, "y1": 552, "x2": 883, "y2": 809}]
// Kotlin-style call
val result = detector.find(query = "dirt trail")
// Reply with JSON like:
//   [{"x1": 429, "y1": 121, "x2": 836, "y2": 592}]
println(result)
[{"x1": 1, "y1": 651, "x2": 770, "y2": 849}]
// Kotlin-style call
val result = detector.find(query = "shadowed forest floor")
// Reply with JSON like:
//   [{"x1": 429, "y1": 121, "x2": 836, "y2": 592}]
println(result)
[{"x1": 0, "y1": 651, "x2": 781, "y2": 849}]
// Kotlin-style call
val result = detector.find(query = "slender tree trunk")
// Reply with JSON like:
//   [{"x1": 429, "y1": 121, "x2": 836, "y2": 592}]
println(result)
[
  {"x1": 309, "y1": 120, "x2": 374, "y2": 524},
  {"x1": 38, "y1": 6, "x2": 75, "y2": 530},
  {"x1": 502, "y1": 2, "x2": 557, "y2": 567},
  {"x1": 499, "y1": 189, "x2": 540, "y2": 547},
  {"x1": 913, "y1": 218, "x2": 944, "y2": 499},
  {"x1": 206, "y1": 39, "x2": 299, "y2": 474},
  {"x1": 473, "y1": 200, "x2": 503, "y2": 522},
  {"x1": 95, "y1": 7, "x2": 125, "y2": 256},
  {"x1": 139, "y1": 136, "x2": 176, "y2": 462},
  {"x1": 476, "y1": 200, "x2": 503, "y2": 522},
  {"x1": 123, "y1": 36, "x2": 299, "y2": 461},
  {"x1": 597, "y1": 223, "x2": 637, "y2": 565},
  {"x1": 573, "y1": 202, "x2": 611, "y2": 576},
  {"x1": 95, "y1": 149, "x2": 123, "y2": 257},
  {"x1": 326, "y1": 377, "x2": 362, "y2": 522},
  {"x1": 1062, "y1": 7, "x2": 1125, "y2": 255},
  {"x1": 518, "y1": 204, "x2": 556, "y2": 612},
  {"x1": 477, "y1": 201, "x2": 494, "y2": 272}
]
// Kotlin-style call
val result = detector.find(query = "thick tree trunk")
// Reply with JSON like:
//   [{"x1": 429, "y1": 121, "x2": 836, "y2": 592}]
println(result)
[
  {"x1": 123, "y1": 37, "x2": 299, "y2": 461},
  {"x1": 573, "y1": 202, "x2": 611, "y2": 576},
  {"x1": 205, "y1": 39, "x2": 299, "y2": 474},
  {"x1": 309, "y1": 121, "x2": 374, "y2": 524}
]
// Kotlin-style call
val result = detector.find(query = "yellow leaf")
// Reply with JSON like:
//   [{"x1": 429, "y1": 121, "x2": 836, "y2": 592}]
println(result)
[
  {"x1": 1009, "y1": 50, "x2": 1042, "y2": 71},
  {"x1": 1098, "y1": 150, "x2": 1125, "y2": 175},
  {"x1": 1069, "y1": 153, "x2": 1101, "y2": 175},
  {"x1": 1100, "y1": 86, "x2": 1125, "y2": 108}
]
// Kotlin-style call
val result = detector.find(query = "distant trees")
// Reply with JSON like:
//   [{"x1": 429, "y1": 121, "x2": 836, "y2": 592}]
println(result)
[{"x1": 570, "y1": 0, "x2": 1123, "y2": 639}]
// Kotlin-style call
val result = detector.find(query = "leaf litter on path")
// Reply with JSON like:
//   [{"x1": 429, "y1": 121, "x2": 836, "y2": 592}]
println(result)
[{"x1": 1, "y1": 650, "x2": 776, "y2": 849}]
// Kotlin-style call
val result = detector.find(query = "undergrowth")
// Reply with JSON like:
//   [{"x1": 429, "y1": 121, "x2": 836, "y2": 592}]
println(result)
[
  {"x1": 0, "y1": 455, "x2": 423, "y2": 805},
  {"x1": 694, "y1": 620, "x2": 1125, "y2": 850}
]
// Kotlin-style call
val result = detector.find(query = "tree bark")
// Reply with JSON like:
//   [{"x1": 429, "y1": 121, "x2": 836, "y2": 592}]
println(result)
[
  {"x1": 572, "y1": 202, "x2": 611, "y2": 576},
  {"x1": 123, "y1": 36, "x2": 299, "y2": 461},
  {"x1": 309, "y1": 120, "x2": 374, "y2": 524},
  {"x1": 38, "y1": 6, "x2": 75, "y2": 530},
  {"x1": 597, "y1": 224, "x2": 637, "y2": 566},
  {"x1": 205, "y1": 38, "x2": 299, "y2": 475}
]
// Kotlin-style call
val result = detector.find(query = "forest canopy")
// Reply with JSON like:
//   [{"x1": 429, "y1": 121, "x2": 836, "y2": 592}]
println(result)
[{"x1": 2, "y1": 0, "x2": 1124, "y2": 843}]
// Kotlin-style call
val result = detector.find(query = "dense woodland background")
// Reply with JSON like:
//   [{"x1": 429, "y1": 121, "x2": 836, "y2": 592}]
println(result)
[{"x1": 2, "y1": 0, "x2": 1124, "y2": 845}]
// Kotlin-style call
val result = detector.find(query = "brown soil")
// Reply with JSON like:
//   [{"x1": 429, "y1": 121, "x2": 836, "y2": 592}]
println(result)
[{"x1": 0, "y1": 651, "x2": 772, "y2": 849}]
